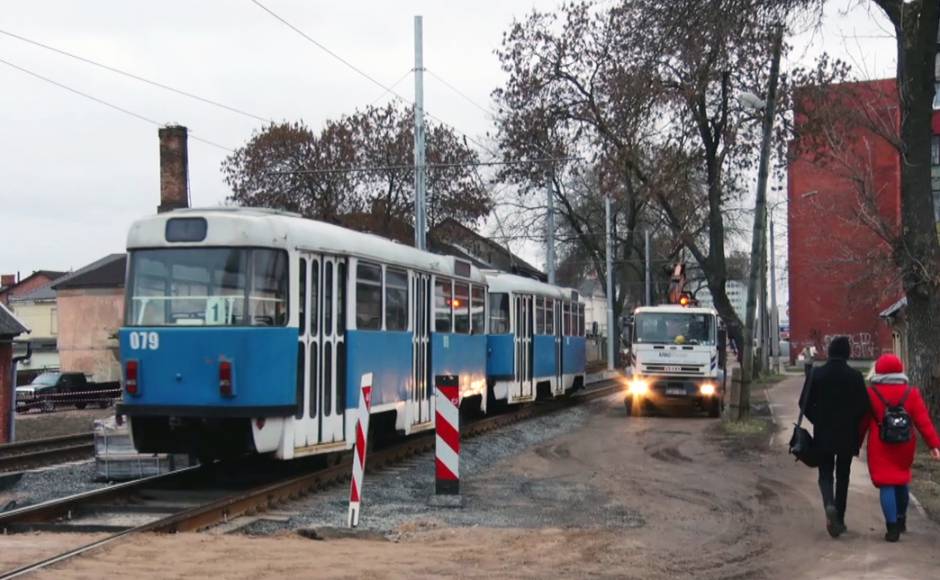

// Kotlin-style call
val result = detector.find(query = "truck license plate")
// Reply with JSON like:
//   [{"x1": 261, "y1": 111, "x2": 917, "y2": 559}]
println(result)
[{"x1": 666, "y1": 387, "x2": 686, "y2": 396}]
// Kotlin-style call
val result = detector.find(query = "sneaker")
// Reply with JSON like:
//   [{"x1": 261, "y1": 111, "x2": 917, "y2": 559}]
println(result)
[
  {"x1": 885, "y1": 522, "x2": 900, "y2": 542},
  {"x1": 825, "y1": 504, "x2": 844, "y2": 538},
  {"x1": 897, "y1": 515, "x2": 907, "y2": 533}
]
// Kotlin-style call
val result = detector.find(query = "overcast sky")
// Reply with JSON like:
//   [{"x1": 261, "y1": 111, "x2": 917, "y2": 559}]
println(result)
[{"x1": 0, "y1": 1, "x2": 897, "y2": 283}]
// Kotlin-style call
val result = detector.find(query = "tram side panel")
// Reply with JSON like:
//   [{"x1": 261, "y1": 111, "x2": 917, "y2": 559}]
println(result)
[
  {"x1": 344, "y1": 329, "x2": 413, "y2": 411},
  {"x1": 431, "y1": 332, "x2": 487, "y2": 403},
  {"x1": 562, "y1": 335, "x2": 587, "y2": 390}
]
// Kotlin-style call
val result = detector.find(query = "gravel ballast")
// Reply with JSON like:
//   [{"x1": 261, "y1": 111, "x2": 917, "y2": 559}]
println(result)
[
  {"x1": 244, "y1": 396, "x2": 643, "y2": 537},
  {"x1": 0, "y1": 461, "x2": 108, "y2": 511}
]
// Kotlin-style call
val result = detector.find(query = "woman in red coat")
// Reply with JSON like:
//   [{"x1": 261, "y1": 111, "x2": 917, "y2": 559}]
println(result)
[{"x1": 861, "y1": 354, "x2": 940, "y2": 542}]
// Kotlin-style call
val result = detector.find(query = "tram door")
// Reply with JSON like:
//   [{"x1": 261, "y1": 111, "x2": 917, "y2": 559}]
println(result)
[
  {"x1": 410, "y1": 272, "x2": 432, "y2": 427},
  {"x1": 554, "y1": 299, "x2": 564, "y2": 395},
  {"x1": 512, "y1": 294, "x2": 534, "y2": 401},
  {"x1": 295, "y1": 254, "x2": 346, "y2": 448}
]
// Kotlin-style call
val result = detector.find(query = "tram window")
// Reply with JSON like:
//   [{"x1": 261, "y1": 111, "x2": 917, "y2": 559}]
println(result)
[
  {"x1": 470, "y1": 285, "x2": 485, "y2": 335},
  {"x1": 535, "y1": 297, "x2": 545, "y2": 335},
  {"x1": 298, "y1": 259, "x2": 306, "y2": 335},
  {"x1": 325, "y1": 263, "x2": 333, "y2": 336},
  {"x1": 385, "y1": 268, "x2": 408, "y2": 331},
  {"x1": 310, "y1": 260, "x2": 319, "y2": 333},
  {"x1": 578, "y1": 303, "x2": 585, "y2": 336},
  {"x1": 489, "y1": 293, "x2": 509, "y2": 334},
  {"x1": 295, "y1": 343, "x2": 305, "y2": 420},
  {"x1": 454, "y1": 283, "x2": 470, "y2": 334},
  {"x1": 338, "y1": 262, "x2": 347, "y2": 334},
  {"x1": 435, "y1": 280, "x2": 452, "y2": 333},
  {"x1": 308, "y1": 346, "x2": 318, "y2": 418},
  {"x1": 545, "y1": 298, "x2": 554, "y2": 335},
  {"x1": 250, "y1": 250, "x2": 288, "y2": 326},
  {"x1": 336, "y1": 341, "x2": 346, "y2": 414},
  {"x1": 356, "y1": 262, "x2": 382, "y2": 330},
  {"x1": 127, "y1": 248, "x2": 292, "y2": 327},
  {"x1": 563, "y1": 302, "x2": 572, "y2": 336},
  {"x1": 324, "y1": 342, "x2": 333, "y2": 416}
]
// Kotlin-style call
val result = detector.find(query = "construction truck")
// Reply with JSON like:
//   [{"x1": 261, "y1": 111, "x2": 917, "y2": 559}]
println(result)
[{"x1": 622, "y1": 263, "x2": 727, "y2": 417}]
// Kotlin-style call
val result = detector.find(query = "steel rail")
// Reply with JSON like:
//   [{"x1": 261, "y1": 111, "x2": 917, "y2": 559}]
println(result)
[
  {"x1": 0, "y1": 434, "x2": 95, "y2": 473},
  {"x1": 0, "y1": 378, "x2": 621, "y2": 578}
]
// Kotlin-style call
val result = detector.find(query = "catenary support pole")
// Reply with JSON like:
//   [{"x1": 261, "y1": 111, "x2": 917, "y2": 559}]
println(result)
[
  {"x1": 546, "y1": 177, "x2": 556, "y2": 285},
  {"x1": 605, "y1": 195, "x2": 615, "y2": 371},
  {"x1": 644, "y1": 229, "x2": 652, "y2": 306},
  {"x1": 741, "y1": 25, "x2": 782, "y2": 418},
  {"x1": 769, "y1": 216, "x2": 781, "y2": 373},
  {"x1": 413, "y1": 15, "x2": 427, "y2": 251}
]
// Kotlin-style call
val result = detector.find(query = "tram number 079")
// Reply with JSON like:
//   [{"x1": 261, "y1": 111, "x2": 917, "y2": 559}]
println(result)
[{"x1": 128, "y1": 331, "x2": 160, "y2": 351}]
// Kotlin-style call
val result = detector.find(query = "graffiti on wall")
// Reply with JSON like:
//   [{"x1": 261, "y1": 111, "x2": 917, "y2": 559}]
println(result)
[{"x1": 823, "y1": 333, "x2": 876, "y2": 360}]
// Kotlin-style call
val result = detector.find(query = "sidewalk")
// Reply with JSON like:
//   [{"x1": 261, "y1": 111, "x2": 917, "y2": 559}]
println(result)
[{"x1": 764, "y1": 374, "x2": 940, "y2": 579}]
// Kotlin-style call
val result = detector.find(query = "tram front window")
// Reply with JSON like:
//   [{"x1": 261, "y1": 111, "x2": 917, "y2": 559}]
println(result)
[{"x1": 127, "y1": 248, "x2": 288, "y2": 326}]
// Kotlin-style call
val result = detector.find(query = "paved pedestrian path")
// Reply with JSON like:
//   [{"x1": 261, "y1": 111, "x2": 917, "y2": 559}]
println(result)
[{"x1": 765, "y1": 374, "x2": 940, "y2": 580}]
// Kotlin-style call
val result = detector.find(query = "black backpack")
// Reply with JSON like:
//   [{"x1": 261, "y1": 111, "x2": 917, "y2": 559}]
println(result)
[{"x1": 872, "y1": 385, "x2": 913, "y2": 444}]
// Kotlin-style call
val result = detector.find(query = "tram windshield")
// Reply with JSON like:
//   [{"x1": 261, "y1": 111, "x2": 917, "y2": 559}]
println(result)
[
  {"x1": 126, "y1": 248, "x2": 288, "y2": 326},
  {"x1": 633, "y1": 312, "x2": 715, "y2": 345}
]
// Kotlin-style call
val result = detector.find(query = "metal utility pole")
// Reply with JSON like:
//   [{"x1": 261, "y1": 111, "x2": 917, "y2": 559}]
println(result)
[
  {"x1": 605, "y1": 195, "x2": 615, "y2": 371},
  {"x1": 644, "y1": 229, "x2": 652, "y2": 306},
  {"x1": 769, "y1": 215, "x2": 780, "y2": 373},
  {"x1": 741, "y1": 25, "x2": 783, "y2": 417},
  {"x1": 413, "y1": 15, "x2": 427, "y2": 251},
  {"x1": 546, "y1": 178, "x2": 556, "y2": 285}
]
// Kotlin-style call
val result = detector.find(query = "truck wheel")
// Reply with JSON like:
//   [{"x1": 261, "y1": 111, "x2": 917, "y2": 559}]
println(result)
[
  {"x1": 708, "y1": 399, "x2": 721, "y2": 418},
  {"x1": 41, "y1": 400, "x2": 55, "y2": 413},
  {"x1": 624, "y1": 400, "x2": 633, "y2": 417},
  {"x1": 75, "y1": 402, "x2": 87, "y2": 410}
]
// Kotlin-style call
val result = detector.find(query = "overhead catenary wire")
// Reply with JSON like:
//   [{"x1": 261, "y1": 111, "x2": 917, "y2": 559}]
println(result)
[
  {"x1": 0, "y1": 56, "x2": 234, "y2": 152},
  {"x1": 249, "y1": 0, "x2": 500, "y2": 159},
  {"x1": 264, "y1": 156, "x2": 581, "y2": 175},
  {"x1": 0, "y1": 28, "x2": 273, "y2": 124}
]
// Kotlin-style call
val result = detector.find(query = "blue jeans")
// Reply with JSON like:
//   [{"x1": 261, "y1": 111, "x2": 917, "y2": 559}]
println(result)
[{"x1": 879, "y1": 485, "x2": 910, "y2": 524}]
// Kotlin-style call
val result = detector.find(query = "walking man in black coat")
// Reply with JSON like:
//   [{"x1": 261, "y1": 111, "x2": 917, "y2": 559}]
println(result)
[{"x1": 800, "y1": 336, "x2": 869, "y2": 537}]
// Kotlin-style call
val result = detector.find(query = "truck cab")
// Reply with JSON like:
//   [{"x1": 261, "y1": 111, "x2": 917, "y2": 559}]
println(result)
[{"x1": 623, "y1": 305, "x2": 726, "y2": 417}]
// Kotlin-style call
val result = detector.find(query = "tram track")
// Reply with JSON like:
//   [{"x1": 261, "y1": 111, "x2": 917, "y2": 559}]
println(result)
[
  {"x1": 0, "y1": 378, "x2": 621, "y2": 578},
  {"x1": 0, "y1": 434, "x2": 95, "y2": 474}
]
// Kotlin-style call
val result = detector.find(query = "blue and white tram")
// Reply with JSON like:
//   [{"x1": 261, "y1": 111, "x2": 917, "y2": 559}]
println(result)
[
  {"x1": 483, "y1": 272, "x2": 586, "y2": 407},
  {"x1": 117, "y1": 208, "x2": 488, "y2": 460}
]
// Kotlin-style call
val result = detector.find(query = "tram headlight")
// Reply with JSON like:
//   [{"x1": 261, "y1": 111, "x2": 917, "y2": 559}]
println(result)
[{"x1": 699, "y1": 383, "x2": 716, "y2": 397}]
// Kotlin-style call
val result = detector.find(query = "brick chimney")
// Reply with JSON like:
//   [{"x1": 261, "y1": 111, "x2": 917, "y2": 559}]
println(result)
[
  {"x1": 0, "y1": 275, "x2": 14, "y2": 288},
  {"x1": 158, "y1": 125, "x2": 189, "y2": 213}
]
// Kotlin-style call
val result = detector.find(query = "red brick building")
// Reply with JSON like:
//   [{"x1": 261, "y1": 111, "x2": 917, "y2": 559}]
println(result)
[
  {"x1": 788, "y1": 79, "x2": 899, "y2": 361},
  {"x1": 788, "y1": 78, "x2": 940, "y2": 362}
]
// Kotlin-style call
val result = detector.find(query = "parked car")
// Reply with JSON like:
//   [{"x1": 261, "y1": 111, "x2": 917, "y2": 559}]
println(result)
[{"x1": 15, "y1": 372, "x2": 120, "y2": 413}]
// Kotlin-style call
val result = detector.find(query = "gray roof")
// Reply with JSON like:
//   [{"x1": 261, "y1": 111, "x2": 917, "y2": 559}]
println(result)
[
  {"x1": 10, "y1": 280, "x2": 58, "y2": 303},
  {"x1": 0, "y1": 302, "x2": 29, "y2": 337},
  {"x1": 52, "y1": 254, "x2": 126, "y2": 290}
]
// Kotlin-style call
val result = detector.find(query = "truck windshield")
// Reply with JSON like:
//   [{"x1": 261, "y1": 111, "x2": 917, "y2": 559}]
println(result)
[
  {"x1": 31, "y1": 372, "x2": 60, "y2": 386},
  {"x1": 634, "y1": 312, "x2": 714, "y2": 345},
  {"x1": 126, "y1": 248, "x2": 288, "y2": 327}
]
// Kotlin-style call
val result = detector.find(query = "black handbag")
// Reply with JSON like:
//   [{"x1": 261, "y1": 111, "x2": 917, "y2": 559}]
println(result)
[{"x1": 789, "y1": 368, "x2": 820, "y2": 467}]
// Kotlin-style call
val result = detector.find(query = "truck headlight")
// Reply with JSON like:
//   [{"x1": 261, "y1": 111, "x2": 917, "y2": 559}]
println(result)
[
  {"x1": 699, "y1": 383, "x2": 716, "y2": 396},
  {"x1": 629, "y1": 379, "x2": 649, "y2": 396}
]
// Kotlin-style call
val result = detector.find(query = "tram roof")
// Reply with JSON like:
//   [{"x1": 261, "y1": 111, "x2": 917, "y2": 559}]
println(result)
[
  {"x1": 482, "y1": 271, "x2": 579, "y2": 301},
  {"x1": 126, "y1": 208, "x2": 486, "y2": 282}
]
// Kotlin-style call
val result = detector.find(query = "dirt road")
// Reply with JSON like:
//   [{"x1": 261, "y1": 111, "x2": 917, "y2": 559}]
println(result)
[{"x1": 4, "y1": 376, "x2": 939, "y2": 579}]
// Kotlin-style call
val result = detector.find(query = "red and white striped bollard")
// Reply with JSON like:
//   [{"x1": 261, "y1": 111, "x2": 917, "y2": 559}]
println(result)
[
  {"x1": 347, "y1": 372, "x2": 373, "y2": 527},
  {"x1": 435, "y1": 375, "x2": 460, "y2": 496}
]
